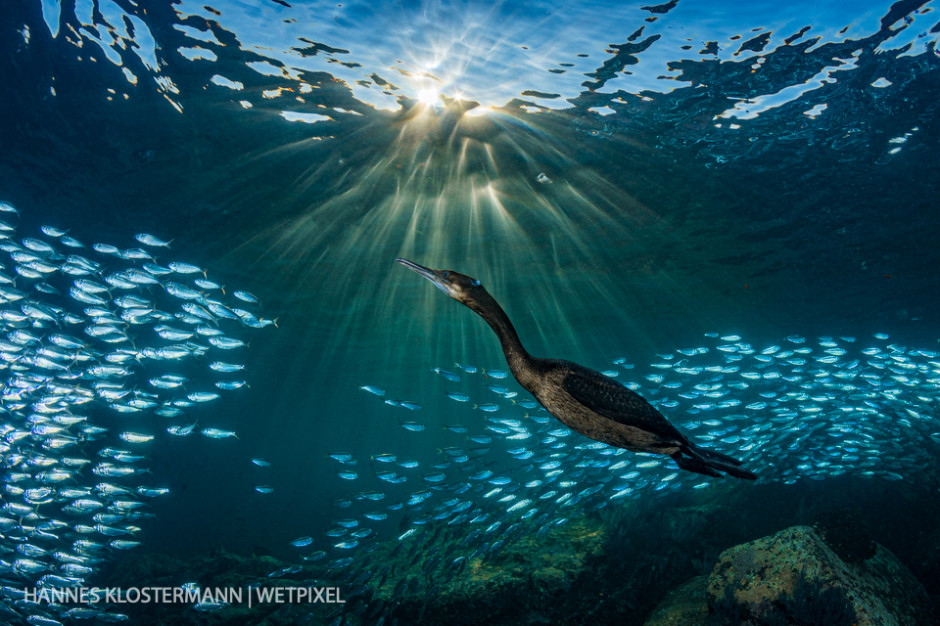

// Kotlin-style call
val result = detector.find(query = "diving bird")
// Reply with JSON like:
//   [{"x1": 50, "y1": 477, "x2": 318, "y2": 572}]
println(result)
[{"x1": 396, "y1": 259, "x2": 757, "y2": 480}]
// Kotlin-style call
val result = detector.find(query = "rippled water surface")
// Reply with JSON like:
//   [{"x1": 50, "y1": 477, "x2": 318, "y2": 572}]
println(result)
[{"x1": 1, "y1": 0, "x2": 939, "y2": 624}]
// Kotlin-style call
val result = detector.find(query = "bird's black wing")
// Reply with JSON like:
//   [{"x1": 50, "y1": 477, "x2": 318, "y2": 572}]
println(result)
[{"x1": 560, "y1": 362, "x2": 687, "y2": 443}]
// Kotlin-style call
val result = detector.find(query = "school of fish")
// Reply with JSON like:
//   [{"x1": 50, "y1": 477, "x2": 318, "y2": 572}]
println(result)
[
  {"x1": 303, "y1": 329, "x2": 940, "y2": 617},
  {"x1": 0, "y1": 201, "x2": 271, "y2": 624},
  {"x1": 4, "y1": 200, "x2": 940, "y2": 622}
]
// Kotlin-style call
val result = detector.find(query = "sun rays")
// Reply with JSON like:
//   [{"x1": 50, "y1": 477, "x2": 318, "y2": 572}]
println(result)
[{"x1": 220, "y1": 95, "x2": 677, "y2": 387}]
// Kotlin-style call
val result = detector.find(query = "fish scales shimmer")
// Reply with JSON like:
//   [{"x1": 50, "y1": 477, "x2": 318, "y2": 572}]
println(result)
[{"x1": 0, "y1": 203, "x2": 271, "y2": 623}]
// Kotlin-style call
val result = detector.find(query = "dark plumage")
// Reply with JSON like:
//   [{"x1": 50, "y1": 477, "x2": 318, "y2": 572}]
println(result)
[{"x1": 396, "y1": 258, "x2": 757, "y2": 480}]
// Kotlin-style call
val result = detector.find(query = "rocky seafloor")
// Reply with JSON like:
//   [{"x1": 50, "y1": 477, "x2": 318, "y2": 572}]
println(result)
[{"x1": 87, "y1": 477, "x2": 940, "y2": 625}]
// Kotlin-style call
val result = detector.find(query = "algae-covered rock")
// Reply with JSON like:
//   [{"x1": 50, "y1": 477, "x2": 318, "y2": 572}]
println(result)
[
  {"x1": 364, "y1": 516, "x2": 607, "y2": 624},
  {"x1": 705, "y1": 525, "x2": 931, "y2": 626},
  {"x1": 644, "y1": 575, "x2": 709, "y2": 626}
]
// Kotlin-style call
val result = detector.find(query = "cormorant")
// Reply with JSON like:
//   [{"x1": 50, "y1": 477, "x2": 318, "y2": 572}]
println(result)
[{"x1": 396, "y1": 258, "x2": 757, "y2": 480}]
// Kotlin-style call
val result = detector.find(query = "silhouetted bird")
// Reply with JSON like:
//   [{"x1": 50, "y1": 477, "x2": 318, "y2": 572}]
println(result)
[{"x1": 397, "y1": 258, "x2": 757, "y2": 480}]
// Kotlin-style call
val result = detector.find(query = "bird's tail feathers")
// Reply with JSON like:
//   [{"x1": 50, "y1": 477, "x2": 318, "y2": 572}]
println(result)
[
  {"x1": 677, "y1": 444, "x2": 757, "y2": 480},
  {"x1": 688, "y1": 444, "x2": 745, "y2": 466}
]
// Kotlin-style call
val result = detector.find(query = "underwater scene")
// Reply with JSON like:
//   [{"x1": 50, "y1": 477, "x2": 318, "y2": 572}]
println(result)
[{"x1": 1, "y1": 0, "x2": 940, "y2": 624}]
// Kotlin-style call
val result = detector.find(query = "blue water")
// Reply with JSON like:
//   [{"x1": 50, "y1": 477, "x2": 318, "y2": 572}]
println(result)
[{"x1": 1, "y1": 0, "x2": 939, "y2": 624}]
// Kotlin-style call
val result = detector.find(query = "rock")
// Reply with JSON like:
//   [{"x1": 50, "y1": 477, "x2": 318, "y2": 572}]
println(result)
[
  {"x1": 705, "y1": 525, "x2": 932, "y2": 625},
  {"x1": 364, "y1": 516, "x2": 608, "y2": 624},
  {"x1": 644, "y1": 575, "x2": 709, "y2": 626}
]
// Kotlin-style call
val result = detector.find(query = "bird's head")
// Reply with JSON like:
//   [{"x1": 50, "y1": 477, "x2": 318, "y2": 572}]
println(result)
[{"x1": 396, "y1": 258, "x2": 491, "y2": 311}]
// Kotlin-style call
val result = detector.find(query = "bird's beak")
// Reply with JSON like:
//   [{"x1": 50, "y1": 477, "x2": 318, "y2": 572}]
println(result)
[{"x1": 395, "y1": 258, "x2": 451, "y2": 296}]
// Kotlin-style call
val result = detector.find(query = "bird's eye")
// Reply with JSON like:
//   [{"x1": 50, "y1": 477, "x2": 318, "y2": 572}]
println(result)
[
  {"x1": 471, "y1": 279, "x2": 481, "y2": 287},
  {"x1": 442, "y1": 271, "x2": 451, "y2": 279}
]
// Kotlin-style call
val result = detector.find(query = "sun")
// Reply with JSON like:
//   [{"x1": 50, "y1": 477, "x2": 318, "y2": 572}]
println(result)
[{"x1": 417, "y1": 87, "x2": 440, "y2": 106}]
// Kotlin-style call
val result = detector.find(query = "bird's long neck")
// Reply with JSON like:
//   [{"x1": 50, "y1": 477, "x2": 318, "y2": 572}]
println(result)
[{"x1": 467, "y1": 294, "x2": 538, "y2": 391}]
